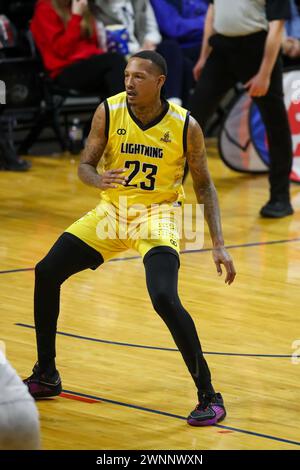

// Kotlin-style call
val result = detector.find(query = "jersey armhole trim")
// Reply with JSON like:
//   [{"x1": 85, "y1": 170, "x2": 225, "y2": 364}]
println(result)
[
  {"x1": 104, "y1": 99, "x2": 110, "y2": 139},
  {"x1": 183, "y1": 112, "x2": 190, "y2": 153}
]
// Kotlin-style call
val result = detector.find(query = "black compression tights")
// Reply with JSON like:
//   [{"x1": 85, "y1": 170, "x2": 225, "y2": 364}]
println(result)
[
  {"x1": 144, "y1": 250, "x2": 214, "y2": 397},
  {"x1": 34, "y1": 233, "x2": 103, "y2": 373},
  {"x1": 34, "y1": 233, "x2": 214, "y2": 398}
]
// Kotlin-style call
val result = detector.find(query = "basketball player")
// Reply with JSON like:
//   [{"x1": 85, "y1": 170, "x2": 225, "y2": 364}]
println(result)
[{"x1": 24, "y1": 50, "x2": 236, "y2": 426}]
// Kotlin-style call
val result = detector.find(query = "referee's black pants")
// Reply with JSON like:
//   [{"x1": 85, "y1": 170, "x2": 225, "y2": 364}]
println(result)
[{"x1": 190, "y1": 30, "x2": 292, "y2": 203}]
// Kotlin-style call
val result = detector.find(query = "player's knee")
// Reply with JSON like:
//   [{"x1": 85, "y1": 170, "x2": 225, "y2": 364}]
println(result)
[
  {"x1": 150, "y1": 290, "x2": 178, "y2": 315},
  {"x1": 35, "y1": 256, "x2": 63, "y2": 283},
  {"x1": 35, "y1": 258, "x2": 52, "y2": 281}
]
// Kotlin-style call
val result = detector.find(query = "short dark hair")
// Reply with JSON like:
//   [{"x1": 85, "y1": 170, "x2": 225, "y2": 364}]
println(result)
[{"x1": 130, "y1": 50, "x2": 168, "y2": 77}]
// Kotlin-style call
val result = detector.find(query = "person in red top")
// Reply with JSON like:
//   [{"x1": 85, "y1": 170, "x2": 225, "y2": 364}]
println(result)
[{"x1": 30, "y1": 0, "x2": 126, "y2": 95}]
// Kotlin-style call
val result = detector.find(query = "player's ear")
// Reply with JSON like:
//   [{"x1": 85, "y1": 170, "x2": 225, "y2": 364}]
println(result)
[{"x1": 157, "y1": 74, "x2": 166, "y2": 89}]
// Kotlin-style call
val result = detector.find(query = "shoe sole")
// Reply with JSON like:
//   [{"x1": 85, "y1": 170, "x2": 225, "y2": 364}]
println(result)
[
  {"x1": 187, "y1": 409, "x2": 226, "y2": 427},
  {"x1": 260, "y1": 209, "x2": 294, "y2": 218},
  {"x1": 25, "y1": 381, "x2": 62, "y2": 399}
]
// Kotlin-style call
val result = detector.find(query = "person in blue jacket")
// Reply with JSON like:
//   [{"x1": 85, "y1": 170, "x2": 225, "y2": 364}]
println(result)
[
  {"x1": 282, "y1": 0, "x2": 300, "y2": 65},
  {"x1": 151, "y1": 0, "x2": 209, "y2": 105},
  {"x1": 151, "y1": 0, "x2": 208, "y2": 52}
]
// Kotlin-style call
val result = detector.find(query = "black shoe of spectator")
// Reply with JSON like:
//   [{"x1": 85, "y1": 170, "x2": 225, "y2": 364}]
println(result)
[
  {"x1": 3, "y1": 158, "x2": 31, "y2": 172},
  {"x1": 260, "y1": 200, "x2": 294, "y2": 218}
]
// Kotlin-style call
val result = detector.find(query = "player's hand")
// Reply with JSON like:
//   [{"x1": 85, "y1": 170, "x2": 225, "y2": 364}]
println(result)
[
  {"x1": 97, "y1": 168, "x2": 128, "y2": 189},
  {"x1": 72, "y1": 0, "x2": 88, "y2": 16},
  {"x1": 212, "y1": 246, "x2": 236, "y2": 285},
  {"x1": 244, "y1": 72, "x2": 270, "y2": 97}
]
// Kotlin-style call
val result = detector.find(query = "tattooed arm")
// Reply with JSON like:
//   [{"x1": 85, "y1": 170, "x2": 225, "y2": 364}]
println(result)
[
  {"x1": 78, "y1": 103, "x2": 127, "y2": 189},
  {"x1": 186, "y1": 116, "x2": 236, "y2": 284}
]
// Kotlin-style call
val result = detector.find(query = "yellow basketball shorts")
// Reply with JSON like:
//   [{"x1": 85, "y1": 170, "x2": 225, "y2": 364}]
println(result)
[{"x1": 65, "y1": 199, "x2": 180, "y2": 262}]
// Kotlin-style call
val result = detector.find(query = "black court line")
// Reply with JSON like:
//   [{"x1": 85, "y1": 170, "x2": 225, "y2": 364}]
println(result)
[
  {"x1": 180, "y1": 237, "x2": 300, "y2": 255},
  {"x1": 16, "y1": 323, "x2": 300, "y2": 359},
  {"x1": 1, "y1": 237, "x2": 300, "y2": 274},
  {"x1": 61, "y1": 388, "x2": 300, "y2": 448},
  {"x1": 0, "y1": 268, "x2": 34, "y2": 274}
]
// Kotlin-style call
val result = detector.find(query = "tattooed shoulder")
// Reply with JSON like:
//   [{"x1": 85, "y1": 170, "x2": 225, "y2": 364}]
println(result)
[
  {"x1": 185, "y1": 116, "x2": 209, "y2": 182},
  {"x1": 80, "y1": 103, "x2": 108, "y2": 168}
]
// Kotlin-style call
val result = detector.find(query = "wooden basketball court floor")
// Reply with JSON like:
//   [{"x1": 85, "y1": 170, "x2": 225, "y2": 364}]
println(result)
[{"x1": 0, "y1": 140, "x2": 300, "y2": 450}]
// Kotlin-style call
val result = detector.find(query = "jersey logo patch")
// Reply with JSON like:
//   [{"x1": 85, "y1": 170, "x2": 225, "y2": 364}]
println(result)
[
  {"x1": 160, "y1": 131, "x2": 171, "y2": 143},
  {"x1": 117, "y1": 128, "x2": 126, "y2": 135}
]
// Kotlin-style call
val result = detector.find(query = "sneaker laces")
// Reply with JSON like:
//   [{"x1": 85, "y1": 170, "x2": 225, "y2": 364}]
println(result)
[
  {"x1": 195, "y1": 395, "x2": 212, "y2": 411},
  {"x1": 26, "y1": 363, "x2": 59, "y2": 385}
]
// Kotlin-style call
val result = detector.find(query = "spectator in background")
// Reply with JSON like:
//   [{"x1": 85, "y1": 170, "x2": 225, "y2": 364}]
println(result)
[
  {"x1": 0, "y1": 14, "x2": 31, "y2": 171},
  {"x1": 92, "y1": 0, "x2": 194, "y2": 105},
  {"x1": 190, "y1": 0, "x2": 293, "y2": 219},
  {"x1": 150, "y1": 0, "x2": 208, "y2": 56},
  {"x1": 30, "y1": 0, "x2": 126, "y2": 96},
  {"x1": 150, "y1": 0, "x2": 209, "y2": 104},
  {"x1": 0, "y1": 123, "x2": 31, "y2": 171},
  {"x1": 282, "y1": 0, "x2": 300, "y2": 66},
  {"x1": 92, "y1": 0, "x2": 161, "y2": 56}
]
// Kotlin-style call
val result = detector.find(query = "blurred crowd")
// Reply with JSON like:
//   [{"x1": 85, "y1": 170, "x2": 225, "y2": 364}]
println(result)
[
  {"x1": 0, "y1": 0, "x2": 210, "y2": 170},
  {"x1": 0, "y1": 0, "x2": 299, "y2": 186}
]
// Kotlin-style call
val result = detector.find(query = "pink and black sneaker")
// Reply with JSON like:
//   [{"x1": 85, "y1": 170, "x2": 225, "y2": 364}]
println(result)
[
  {"x1": 23, "y1": 363, "x2": 62, "y2": 399},
  {"x1": 187, "y1": 392, "x2": 226, "y2": 426}
]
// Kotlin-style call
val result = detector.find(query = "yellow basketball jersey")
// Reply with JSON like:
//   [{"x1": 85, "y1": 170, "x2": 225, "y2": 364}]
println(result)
[{"x1": 99, "y1": 91, "x2": 189, "y2": 208}]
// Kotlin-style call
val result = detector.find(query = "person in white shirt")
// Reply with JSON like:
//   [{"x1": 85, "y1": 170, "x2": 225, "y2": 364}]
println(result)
[
  {"x1": 0, "y1": 347, "x2": 40, "y2": 450},
  {"x1": 92, "y1": 0, "x2": 191, "y2": 105}
]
